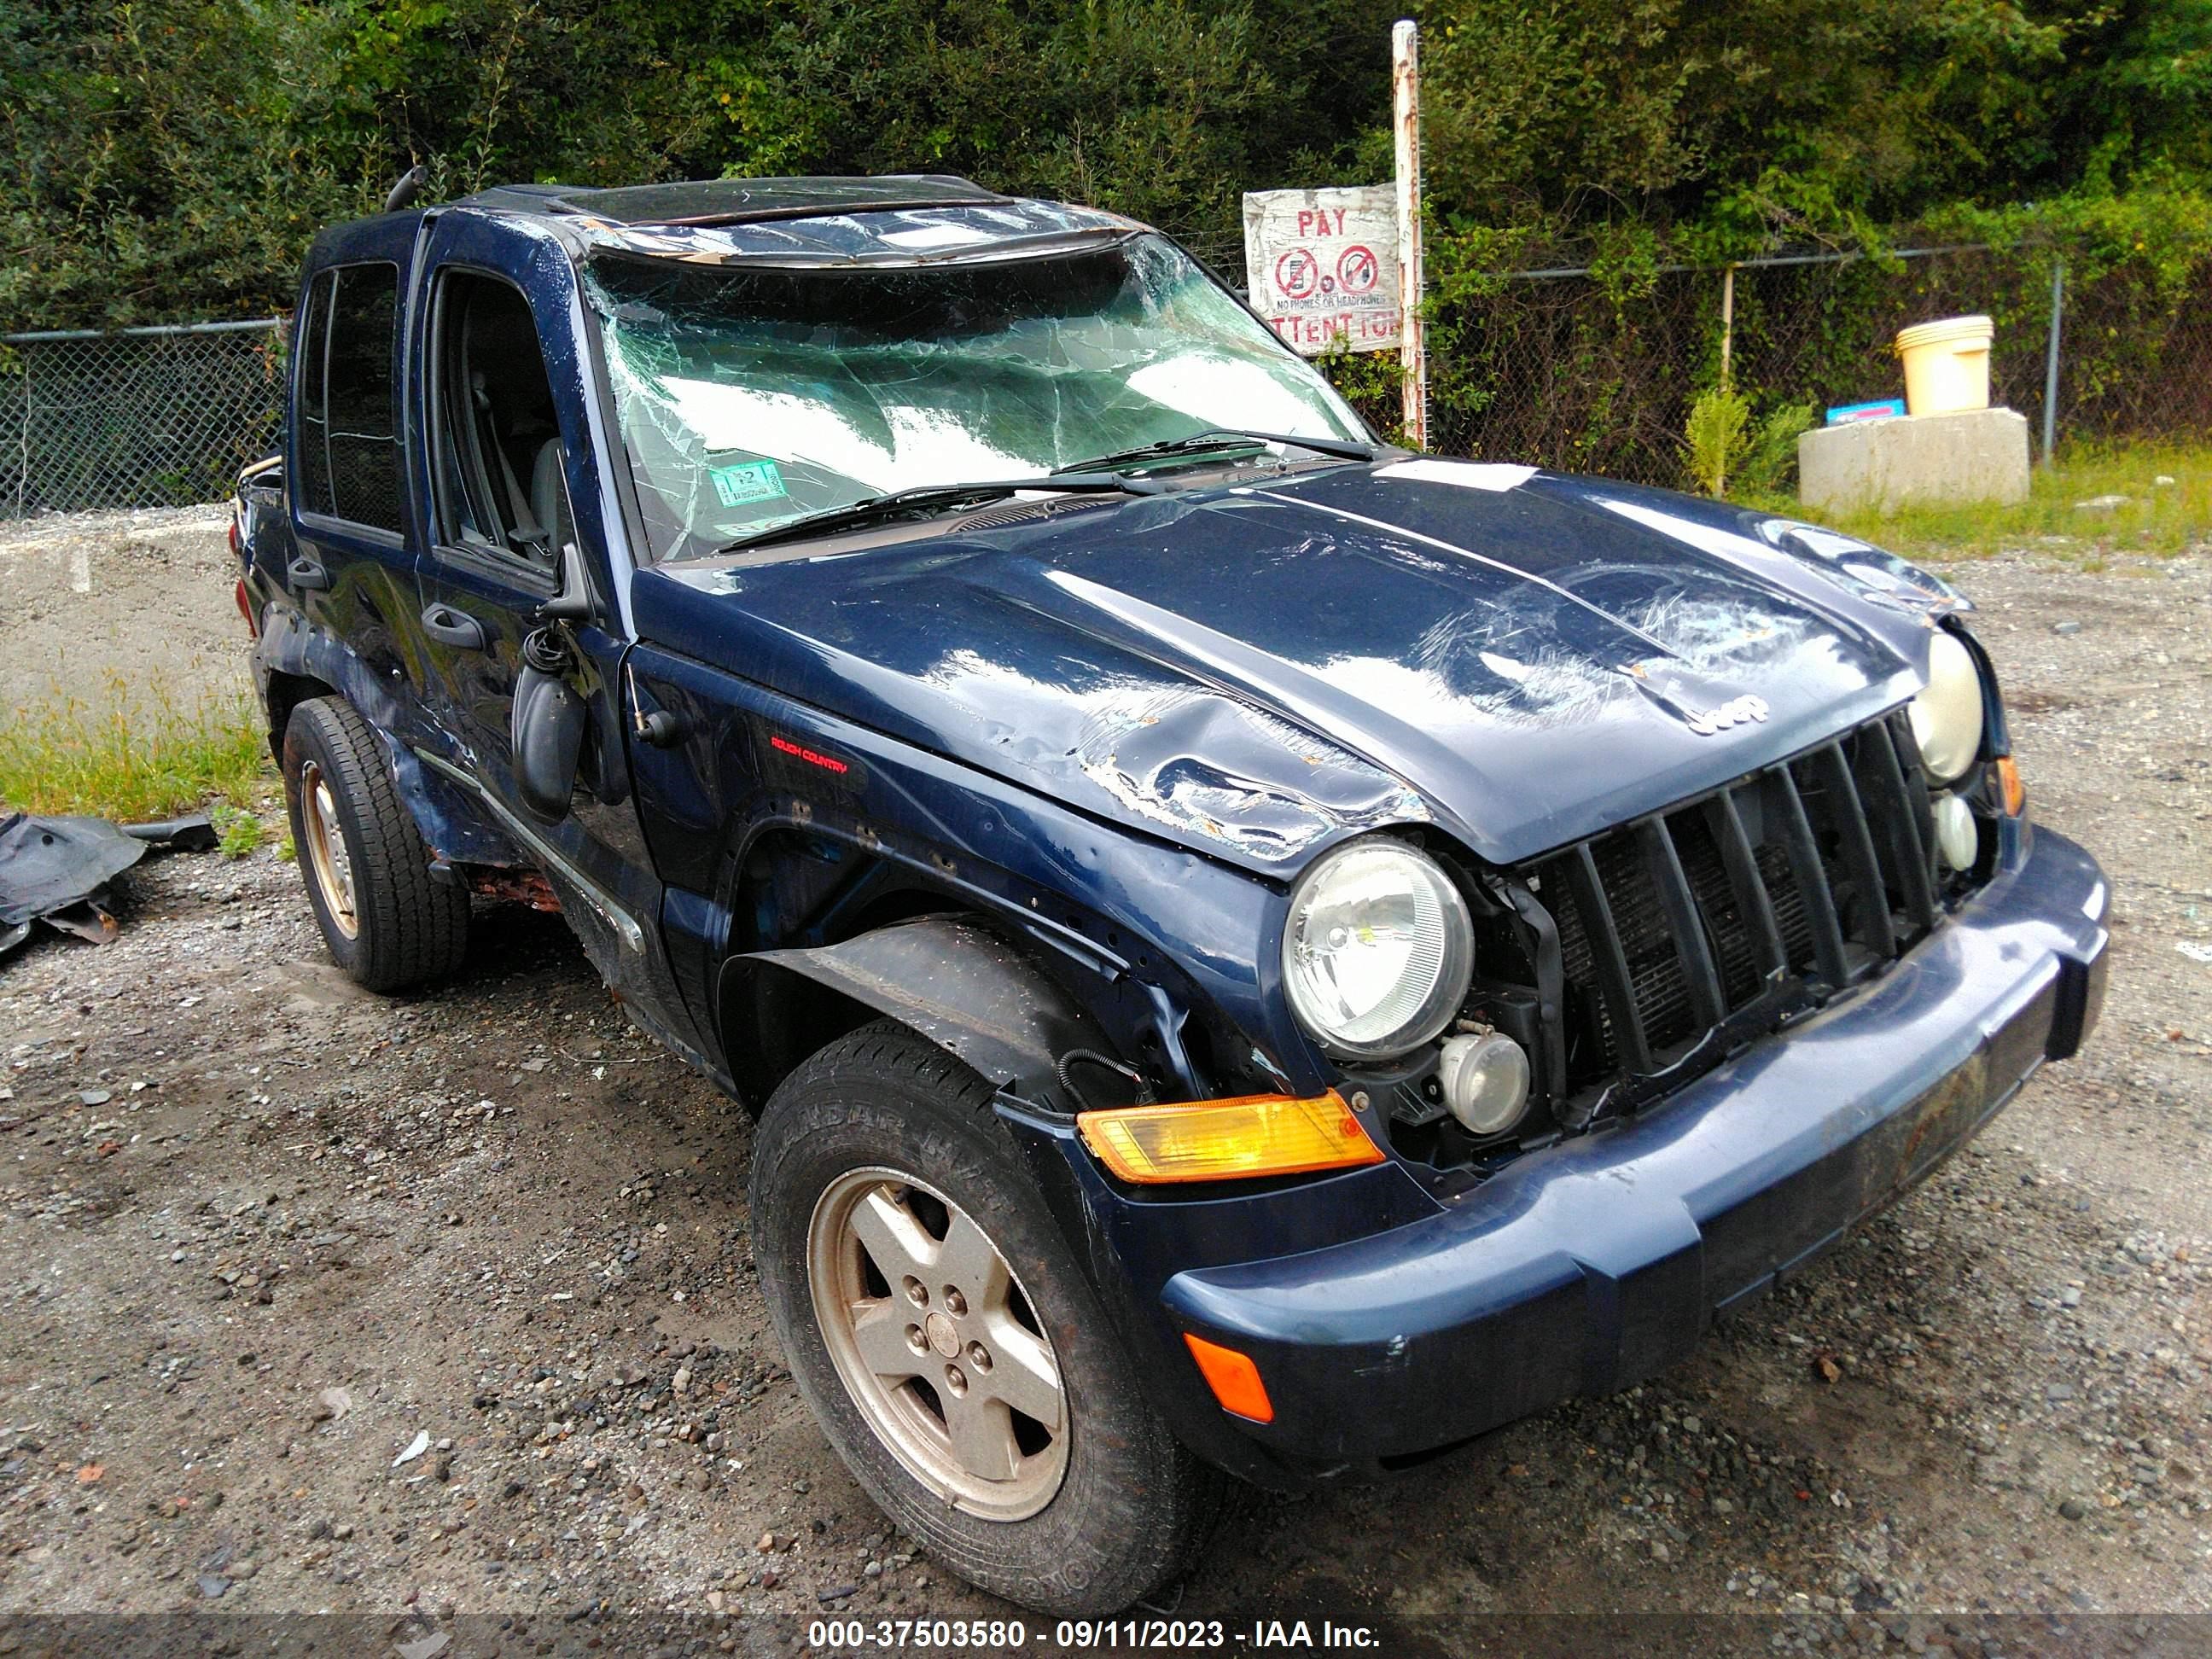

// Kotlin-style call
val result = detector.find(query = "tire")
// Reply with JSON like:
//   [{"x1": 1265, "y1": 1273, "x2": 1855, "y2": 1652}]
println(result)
[
  {"x1": 281, "y1": 696, "x2": 469, "y2": 992},
  {"x1": 750, "y1": 1020, "x2": 1226, "y2": 1615}
]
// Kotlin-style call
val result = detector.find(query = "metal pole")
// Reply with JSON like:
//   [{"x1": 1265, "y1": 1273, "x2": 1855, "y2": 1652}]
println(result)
[
  {"x1": 1, "y1": 317, "x2": 284, "y2": 345},
  {"x1": 2041, "y1": 259, "x2": 2064, "y2": 467},
  {"x1": 1392, "y1": 20, "x2": 1427, "y2": 451},
  {"x1": 15, "y1": 344, "x2": 29, "y2": 518},
  {"x1": 1720, "y1": 265, "x2": 1737, "y2": 389}
]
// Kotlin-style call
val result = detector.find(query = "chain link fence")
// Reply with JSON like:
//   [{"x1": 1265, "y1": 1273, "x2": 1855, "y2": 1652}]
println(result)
[
  {"x1": 1413, "y1": 243, "x2": 2212, "y2": 488},
  {"x1": 0, "y1": 319, "x2": 286, "y2": 519},
  {"x1": 3, "y1": 239, "x2": 2206, "y2": 519}
]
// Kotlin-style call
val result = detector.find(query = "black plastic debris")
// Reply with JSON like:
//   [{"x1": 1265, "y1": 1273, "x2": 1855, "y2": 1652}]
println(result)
[
  {"x1": 120, "y1": 813, "x2": 220, "y2": 853},
  {"x1": 0, "y1": 811, "x2": 216, "y2": 958}
]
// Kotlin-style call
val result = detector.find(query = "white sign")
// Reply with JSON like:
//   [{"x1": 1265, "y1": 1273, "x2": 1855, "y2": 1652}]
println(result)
[{"x1": 1242, "y1": 185, "x2": 1402, "y2": 358}]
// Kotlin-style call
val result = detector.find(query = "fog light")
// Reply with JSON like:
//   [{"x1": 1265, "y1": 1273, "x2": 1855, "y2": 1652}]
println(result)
[
  {"x1": 1437, "y1": 1030, "x2": 1530, "y2": 1137},
  {"x1": 1933, "y1": 792, "x2": 1977, "y2": 870}
]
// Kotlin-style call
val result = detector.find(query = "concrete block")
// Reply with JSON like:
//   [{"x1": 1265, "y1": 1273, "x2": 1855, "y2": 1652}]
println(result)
[{"x1": 1796, "y1": 406, "x2": 2030, "y2": 515}]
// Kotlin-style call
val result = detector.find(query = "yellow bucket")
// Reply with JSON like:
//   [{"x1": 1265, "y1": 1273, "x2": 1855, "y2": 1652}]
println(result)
[{"x1": 1894, "y1": 315, "x2": 1994, "y2": 416}]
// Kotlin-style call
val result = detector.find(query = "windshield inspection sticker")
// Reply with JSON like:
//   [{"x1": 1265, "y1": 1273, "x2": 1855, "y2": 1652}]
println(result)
[{"x1": 708, "y1": 460, "x2": 788, "y2": 509}]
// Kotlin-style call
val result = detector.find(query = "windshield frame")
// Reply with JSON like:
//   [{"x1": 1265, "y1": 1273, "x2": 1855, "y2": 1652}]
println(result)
[{"x1": 575, "y1": 227, "x2": 1380, "y2": 567}]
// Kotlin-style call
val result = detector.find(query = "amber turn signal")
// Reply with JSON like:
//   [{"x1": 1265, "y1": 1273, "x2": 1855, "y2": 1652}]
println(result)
[
  {"x1": 1183, "y1": 1333, "x2": 1274, "y2": 1423},
  {"x1": 1995, "y1": 754, "x2": 2025, "y2": 817},
  {"x1": 1077, "y1": 1090, "x2": 1384, "y2": 1185}
]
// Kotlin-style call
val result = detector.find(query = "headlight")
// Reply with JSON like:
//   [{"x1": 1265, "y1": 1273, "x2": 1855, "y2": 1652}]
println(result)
[
  {"x1": 1908, "y1": 631, "x2": 1987, "y2": 785},
  {"x1": 1282, "y1": 839, "x2": 1473, "y2": 1060}
]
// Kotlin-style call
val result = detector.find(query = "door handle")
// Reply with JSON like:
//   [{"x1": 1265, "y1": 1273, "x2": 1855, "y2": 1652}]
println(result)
[
  {"x1": 287, "y1": 556, "x2": 329, "y2": 591},
  {"x1": 421, "y1": 602, "x2": 487, "y2": 650}
]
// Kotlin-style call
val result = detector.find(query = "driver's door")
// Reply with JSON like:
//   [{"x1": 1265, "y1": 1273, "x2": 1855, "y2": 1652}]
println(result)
[{"x1": 405, "y1": 217, "x2": 708, "y2": 1062}]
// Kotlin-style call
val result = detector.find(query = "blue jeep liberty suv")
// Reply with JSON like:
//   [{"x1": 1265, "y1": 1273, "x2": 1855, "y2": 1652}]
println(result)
[{"x1": 230, "y1": 173, "x2": 2110, "y2": 1615}]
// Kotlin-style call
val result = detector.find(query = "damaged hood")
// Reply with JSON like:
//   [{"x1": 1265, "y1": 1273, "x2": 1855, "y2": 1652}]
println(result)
[{"x1": 634, "y1": 458, "x2": 1965, "y2": 873}]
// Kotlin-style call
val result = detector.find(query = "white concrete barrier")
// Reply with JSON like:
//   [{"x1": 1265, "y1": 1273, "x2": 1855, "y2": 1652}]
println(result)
[{"x1": 1797, "y1": 406, "x2": 2030, "y2": 515}]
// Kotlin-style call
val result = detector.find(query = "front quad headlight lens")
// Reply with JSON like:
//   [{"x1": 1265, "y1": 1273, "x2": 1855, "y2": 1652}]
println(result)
[
  {"x1": 1908, "y1": 631, "x2": 1988, "y2": 786},
  {"x1": 1283, "y1": 838, "x2": 1473, "y2": 1061}
]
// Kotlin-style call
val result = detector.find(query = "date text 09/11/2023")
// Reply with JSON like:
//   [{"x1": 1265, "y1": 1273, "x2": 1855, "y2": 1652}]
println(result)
[{"x1": 806, "y1": 1617, "x2": 1383, "y2": 1650}]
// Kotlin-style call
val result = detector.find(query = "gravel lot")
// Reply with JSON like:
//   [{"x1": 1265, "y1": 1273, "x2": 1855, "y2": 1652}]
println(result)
[
  {"x1": 0, "y1": 506, "x2": 245, "y2": 719},
  {"x1": 0, "y1": 515, "x2": 2208, "y2": 1652}
]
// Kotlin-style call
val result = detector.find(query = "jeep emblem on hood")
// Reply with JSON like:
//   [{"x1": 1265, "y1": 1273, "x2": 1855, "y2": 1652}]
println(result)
[{"x1": 1684, "y1": 694, "x2": 1771, "y2": 736}]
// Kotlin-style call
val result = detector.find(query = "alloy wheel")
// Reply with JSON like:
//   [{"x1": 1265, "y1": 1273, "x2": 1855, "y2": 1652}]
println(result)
[
  {"x1": 298, "y1": 759, "x2": 360, "y2": 940},
  {"x1": 807, "y1": 1166, "x2": 1068, "y2": 1521}
]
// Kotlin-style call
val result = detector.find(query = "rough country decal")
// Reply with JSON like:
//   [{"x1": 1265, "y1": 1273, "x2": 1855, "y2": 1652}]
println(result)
[{"x1": 1684, "y1": 694, "x2": 1771, "y2": 736}]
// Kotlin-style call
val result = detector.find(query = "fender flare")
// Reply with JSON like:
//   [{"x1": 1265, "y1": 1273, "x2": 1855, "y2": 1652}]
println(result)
[{"x1": 719, "y1": 914, "x2": 1109, "y2": 1109}]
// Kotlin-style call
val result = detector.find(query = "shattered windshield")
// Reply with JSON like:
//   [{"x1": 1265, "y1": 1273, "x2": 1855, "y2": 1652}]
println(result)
[{"x1": 584, "y1": 234, "x2": 1367, "y2": 562}]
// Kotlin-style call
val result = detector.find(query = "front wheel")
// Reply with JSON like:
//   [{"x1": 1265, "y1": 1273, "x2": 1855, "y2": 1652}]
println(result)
[{"x1": 749, "y1": 1021, "x2": 1225, "y2": 1615}]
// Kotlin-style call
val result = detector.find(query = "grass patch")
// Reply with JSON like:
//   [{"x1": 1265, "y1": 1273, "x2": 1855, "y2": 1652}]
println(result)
[
  {"x1": 1743, "y1": 439, "x2": 2212, "y2": 563},
  {"x1": 0, "y1": 678, "x2": 273, "y2": 824},
  {"x1": 209, "y1": 800, "x2": 268, "y2": 859}
]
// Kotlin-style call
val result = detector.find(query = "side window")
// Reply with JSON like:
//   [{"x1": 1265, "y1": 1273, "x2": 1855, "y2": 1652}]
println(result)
[
  {"x1": 295, "y1": 262, "x2": 404, "y2": 533},
  {"x1": 295, "y1": 272, "x2": 334, "y2": 517},
  {"x1": 428, "y1": 269, "x2": 573, "y2": 583}
]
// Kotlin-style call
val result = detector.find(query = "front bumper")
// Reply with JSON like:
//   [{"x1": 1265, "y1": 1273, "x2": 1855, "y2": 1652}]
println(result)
[{"x1": 1023, "y1": 823, "x2": 2107, "y2": 1481}]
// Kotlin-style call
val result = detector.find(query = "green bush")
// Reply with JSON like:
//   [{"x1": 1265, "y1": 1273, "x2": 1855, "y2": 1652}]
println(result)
[
  {"x1": 1684, "y1": 386, "x2": 1750, "y2": 496},
  {"x1": 1738, "y1": 401, "x2": 1818, "y2": 496},
  {"x1": 9, "y1": 0, "x2": 2212, "y2": 334}
]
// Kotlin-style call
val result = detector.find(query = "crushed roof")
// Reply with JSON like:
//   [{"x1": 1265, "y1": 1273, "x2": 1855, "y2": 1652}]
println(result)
[
  {"x1": 449, "y1": 176, "x2": 1141, "y2": 268},
  {"x1": 457, "y1": 174, "x2": 1009, "y2": 228}
]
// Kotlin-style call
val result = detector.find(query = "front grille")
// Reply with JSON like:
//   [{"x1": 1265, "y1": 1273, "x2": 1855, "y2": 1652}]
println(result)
[{"x1": 1529, "y1": 709, "x2": 1976, "y2": 1112}]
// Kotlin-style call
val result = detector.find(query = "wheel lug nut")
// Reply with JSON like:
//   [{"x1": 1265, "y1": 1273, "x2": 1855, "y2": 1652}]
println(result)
[
  {"x1": 902, "y1": 1276, "x2": 928, "y2": 1307},
  {"x1": 945, "y1": 1365, "x2": 968, "y2": 1395},
  {"x1": 942, "y1": 1287, "x2": 967, "y2": 1316},
  {"x1": 905, "y1": 1324, "x2": 927, "y2": 1353},
  {"x1": 967, "y1": 1341, "x2": 992, "y2": 1372}
]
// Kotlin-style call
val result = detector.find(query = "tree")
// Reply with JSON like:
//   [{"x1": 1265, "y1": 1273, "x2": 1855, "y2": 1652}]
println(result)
[{"x1": 3, "y1": 0, "x2": 2210, "y2": 330}]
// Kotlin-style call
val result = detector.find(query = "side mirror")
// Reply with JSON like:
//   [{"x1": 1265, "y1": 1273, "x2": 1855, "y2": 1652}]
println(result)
[
  {"x1": 510, "y1": 626, "x2": 587, "y2": 822},
  {"x1": 537, "y1": 539, "x2": 596, "y2": 623}
]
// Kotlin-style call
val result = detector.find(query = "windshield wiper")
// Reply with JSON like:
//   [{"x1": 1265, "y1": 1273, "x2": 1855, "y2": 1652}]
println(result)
[
  {"x1": 705, "y1": 472, "x2": 1161, "y2": 556},
  {"x1": 1052, "y1": 428, "x2": 1382, "y2": 476}
]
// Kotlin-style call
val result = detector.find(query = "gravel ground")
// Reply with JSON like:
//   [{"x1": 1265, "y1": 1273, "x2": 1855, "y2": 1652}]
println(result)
[{"x1": 0, "y1": 522, "x2": 2207, "y2": 1653}]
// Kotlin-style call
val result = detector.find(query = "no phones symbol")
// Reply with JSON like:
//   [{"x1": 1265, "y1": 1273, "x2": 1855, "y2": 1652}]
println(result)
[{"x1": 1337, "y1": 246, "x2": 1380, "y2": 294}]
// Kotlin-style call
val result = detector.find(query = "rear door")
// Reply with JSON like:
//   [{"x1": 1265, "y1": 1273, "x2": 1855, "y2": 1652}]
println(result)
[
  {"x1": 404, "y1": 213, "x2": 711, "y2": 1062},
  {"x1": 285, "y1": 222, "x2": 433, "y2": 736}
]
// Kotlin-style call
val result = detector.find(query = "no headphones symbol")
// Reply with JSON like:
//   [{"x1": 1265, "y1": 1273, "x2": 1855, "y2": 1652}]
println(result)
[{"x1": 1337, "y1": 245, "x2": 1380, "y2": 294}]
